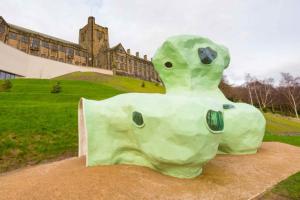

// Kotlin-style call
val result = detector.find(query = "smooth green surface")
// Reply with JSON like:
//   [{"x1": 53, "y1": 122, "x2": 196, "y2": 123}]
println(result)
[{"x1": 81, "y1": 35, "x2": 266, "y2": 178}]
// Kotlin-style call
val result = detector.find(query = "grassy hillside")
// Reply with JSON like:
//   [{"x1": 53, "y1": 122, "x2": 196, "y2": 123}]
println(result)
[
  {"x1": 0, "y1": 79, "x2": 124, "y2": 172},
  {"x1": 55, "y1": 72, "x2": 165, "y2": 94},
  {"x1": 265, "y1": 113, "x2": 300, "y2": 134},
  {"x1": 264, "y1": 113, "x2": 300, "y2": 147}
]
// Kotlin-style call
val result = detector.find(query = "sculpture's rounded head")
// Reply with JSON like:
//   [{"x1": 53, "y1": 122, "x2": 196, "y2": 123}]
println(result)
[{"x1": 152, "y1": 35, "x2": 230, "y2": 93}]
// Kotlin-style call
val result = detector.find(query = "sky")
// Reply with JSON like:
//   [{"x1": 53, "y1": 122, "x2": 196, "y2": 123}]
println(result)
[{"x1": 1, "y1": 0, "x2": 299, "y2": 85}]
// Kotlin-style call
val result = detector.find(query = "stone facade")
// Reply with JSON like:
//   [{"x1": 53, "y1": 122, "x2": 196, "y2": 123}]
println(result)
[{"x1": 0, "y1": 16, "x2": 160, "y2": 82}]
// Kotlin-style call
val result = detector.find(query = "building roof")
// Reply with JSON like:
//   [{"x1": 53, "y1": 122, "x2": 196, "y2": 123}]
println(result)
[
  {"x1": 8, "y1": 23, "x2": 82, "y2": 48},
  {"x1": 109, "y1": 43, "x2": 125, "y2": 52},
  {"x1": 109, "y1": 43, "x2": 153, "y2": 63}
]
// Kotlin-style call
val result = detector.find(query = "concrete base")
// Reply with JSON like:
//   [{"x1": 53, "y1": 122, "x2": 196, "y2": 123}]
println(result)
[{"x1": 0, "y1": 142, "x2": 300, "y2": 200}]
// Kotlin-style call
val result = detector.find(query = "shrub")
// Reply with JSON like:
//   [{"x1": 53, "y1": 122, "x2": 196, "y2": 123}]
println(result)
[
  {"x1": 0, "y1": 80, "x2": 13, "y2": 92},
  {"x1": 155, "y1": 82, "x2": 159, "y2": 87},
  {"x1": 51, "y1": 82, "x2": 62, "y2": 93},
  {"x1": 141, "y1": 81, "x2": 145, "y2": 88}
]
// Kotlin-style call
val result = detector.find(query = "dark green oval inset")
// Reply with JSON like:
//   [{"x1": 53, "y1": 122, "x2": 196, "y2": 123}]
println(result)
[
  {"x1": 164, "y1": 61, "x2": 173, "y2": 68},
  {"x1": 206, "y1": 110, "x2": 224, "y2": 132},
  {"x1": 132, "y1": 111, "x2": 144, "y2": 127},
  {"x1": 223, "y1": 104, "x2": 235, "y2": 109}
]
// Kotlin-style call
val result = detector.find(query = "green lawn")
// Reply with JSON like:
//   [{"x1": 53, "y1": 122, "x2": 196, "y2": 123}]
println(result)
[
  {"x1": 55, "y1": 72, "x2": 165, "y2": 93},
  {"x1": 271, "y1": 172, "x2": 300, "y2": 200},
  {"x1": 260, "y1": 172, "x2": 300, "y2": 200},
  {"x1": 0, "y1": 76, "x2": 164, "y2": 173},
  {"x1": 0, "y1": 78, "x2": 125, "y2": 172},
  {"x1": 264, "y1": 112, "x2": 300, "y2": 134},
  {"x1": 264, "y1": 113, "x2": 300, "y2": 147},
  {"x1": 264, "y1": 133, "x2": 300, "y2": 147}
]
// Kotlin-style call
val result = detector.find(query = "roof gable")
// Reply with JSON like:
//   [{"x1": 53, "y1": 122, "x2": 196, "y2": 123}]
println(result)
[
  {"x1": 0, "y1": 16, "x2": 8, "y2": 26},
  {"x1": 110, "y1": 43, "x2": 126, "y2": 53}
]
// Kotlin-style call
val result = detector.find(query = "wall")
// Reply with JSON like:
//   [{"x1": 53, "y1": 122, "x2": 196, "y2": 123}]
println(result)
[{"x1": 0, "y1": 41, "x2": 113, "y2": 79}]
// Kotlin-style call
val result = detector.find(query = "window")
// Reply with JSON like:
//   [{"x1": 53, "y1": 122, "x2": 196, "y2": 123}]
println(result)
[
  {"x1": 51, "y1": 44, "x2": 58, "y2": 51},
  {"x1": 97, "y1": 31, "x2": 102, "y2": 40},
  {"x1": 21, "y1": 36, "x2": 29, "y2": 44},
  {"x1": 66, "y1": 48, "x2": 74, "y2": 57},
  {"x1": 42, "y1": 41, "x2": 49, "y2": 48},
  {"x1": 81, "y1": 51, "x2": 86, "y2": 57},
  {"x1": 0, "y1": 70, "x2": 17, "y2": 80},
  {"x1": 8, "y1": 32, "x2": 17, "y2": 40},
  {"x1": 206, "y1": 110, "x2": 224, "y2": 132},
  {"x1": 81, "y1": 32, "x2": 85, "y2": 42},
  {"x1": 75, "y1": 50, "x2": 80, "y2": 56},
  {"x1": 59, "y1": 46, "x2": 65, "y2": 52},
  {"x1": 0, "y1": 24, "x2": 5, "y2": 34},
  {"x1": 31, "y1": 38, "x2": 40, "y2": 48}
]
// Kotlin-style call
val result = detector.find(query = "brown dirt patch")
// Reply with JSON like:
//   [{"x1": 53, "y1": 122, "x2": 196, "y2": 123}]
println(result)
[{"x1": 0, "y1": 142, "x2": 300, "y2": 200}]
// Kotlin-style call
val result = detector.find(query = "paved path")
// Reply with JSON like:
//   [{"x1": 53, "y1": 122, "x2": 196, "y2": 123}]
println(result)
[{"x1": 0, "y1": 142, "x2": 300, "y2": 200}]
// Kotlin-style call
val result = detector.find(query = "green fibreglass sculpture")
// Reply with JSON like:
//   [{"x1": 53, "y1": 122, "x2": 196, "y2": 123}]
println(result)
[{"x1": 78, "y1": 35, "x2": 266, "y2": 178}]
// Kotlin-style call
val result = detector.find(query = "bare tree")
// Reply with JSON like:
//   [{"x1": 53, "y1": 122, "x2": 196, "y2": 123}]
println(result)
[
  {"x1": 245, "y1": 73, "x2": 254, "y2": 105},
  {"x1": 259, "y1": 78, "x2": 274, "y2": 109},
  {"x1": 280, "y1": 73, "x2": 300, "y2": 118},
  {"x1": 244, "y1": 74, "x2": 274, "y2": 110}
]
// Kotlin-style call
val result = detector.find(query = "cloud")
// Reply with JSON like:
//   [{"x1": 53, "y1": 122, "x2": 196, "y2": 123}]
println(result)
[{"x1": 0, "y1": 0, "x2": 299, "y2": 84}]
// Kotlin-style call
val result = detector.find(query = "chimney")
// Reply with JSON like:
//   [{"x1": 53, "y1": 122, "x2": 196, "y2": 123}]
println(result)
[
  {"x1": 127, "y1": 49, "x2": 130, "y2": 54},
  {"x1": 136, "y1": 52, "x2": 139, "y2": 57},
  {"x1": 88, "y1": 16, "x2": 95, "y2": 24},
  {"x1": 144, "y1": 55, "x2": 147, "y2": 60}
]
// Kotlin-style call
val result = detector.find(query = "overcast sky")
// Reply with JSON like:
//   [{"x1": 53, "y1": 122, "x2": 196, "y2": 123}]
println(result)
[{"x1": 1, "y1": 0, "x2": 299, "y2": 84}]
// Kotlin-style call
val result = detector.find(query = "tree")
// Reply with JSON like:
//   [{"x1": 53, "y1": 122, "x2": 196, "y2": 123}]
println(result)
[
  {"x1": 51, "y1": 82, "x2": 62, "y2": 93},
  {"x1": 244, "y1": 75, "x2": 274, "y2": 111},
  {"x1": 219, "y1": 76, "x2": 232, "y2": 98},
  {"x1": 245, "y1": 73, "x2": 254, "y2": 105},
  {"x1": 279, "y1": 73, "x2": 300, "y2": 118},
  {"x1": 1, "y1": 80, "x2": 12, "y2": 92}
]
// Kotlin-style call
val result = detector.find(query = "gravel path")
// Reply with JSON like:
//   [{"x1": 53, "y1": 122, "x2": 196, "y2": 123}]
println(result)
[{"x1": 0, "y1": 142, "x2": 300, "y2": 200}]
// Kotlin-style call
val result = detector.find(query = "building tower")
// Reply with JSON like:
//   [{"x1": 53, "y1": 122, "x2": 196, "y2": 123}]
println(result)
[{"x1": 79, "y1": 16, "x2": 109, "y2": 67}]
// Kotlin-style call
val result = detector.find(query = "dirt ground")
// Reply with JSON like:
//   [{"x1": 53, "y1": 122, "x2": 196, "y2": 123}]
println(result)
[{"x1": 0, "y1": 142, "x2": 300, "y2": 200}]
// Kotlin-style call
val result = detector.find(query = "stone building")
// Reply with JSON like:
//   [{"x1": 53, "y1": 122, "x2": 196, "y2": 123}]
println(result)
[{"x1": 0, "y1": 16, "x2": 160, "y2": 82}]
